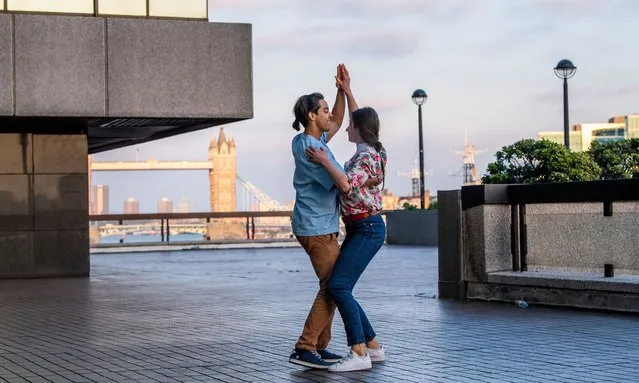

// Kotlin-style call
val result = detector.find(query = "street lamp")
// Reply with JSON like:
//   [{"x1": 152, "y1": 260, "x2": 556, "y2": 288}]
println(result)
[
  {"x1": 411, "y1": 89, "x2": 428, "y2": 209},
  {"x1": 554, "y1": 59, "x2": 577, "y2": 149}
]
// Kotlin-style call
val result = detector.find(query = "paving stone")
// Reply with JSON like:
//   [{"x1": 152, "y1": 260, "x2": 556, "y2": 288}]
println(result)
[{"x1": 0, "y1": 246, "x2": 637, "y2": 382}]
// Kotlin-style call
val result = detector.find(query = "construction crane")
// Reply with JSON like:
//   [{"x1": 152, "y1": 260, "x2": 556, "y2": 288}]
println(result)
[
  {"x1": 450, "y1": 131, "x2": 486, "y2": 185},
  {"x1": 398, "y1": 156, "x2": 431, "y2": 197}
]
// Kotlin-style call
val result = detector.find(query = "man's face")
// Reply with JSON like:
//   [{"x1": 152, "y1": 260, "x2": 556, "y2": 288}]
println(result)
[{"x1": 310, "y1": 100, "x2": 332, "y2": 132}]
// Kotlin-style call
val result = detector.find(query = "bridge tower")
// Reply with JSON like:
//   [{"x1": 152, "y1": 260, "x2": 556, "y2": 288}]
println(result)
[{"x1": 208, "y1": 128, "x2": 237, "y2": 212}]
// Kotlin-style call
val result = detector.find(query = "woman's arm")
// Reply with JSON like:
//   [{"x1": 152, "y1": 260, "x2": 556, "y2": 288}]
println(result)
[
  {"x1": 306, "y1": 147, "x2": 380, "y2": 193},
  {"x1": 341, "y1": 66, "x2": 359, "y2": 124},
  {"x1": 305, "y1": 147, "x2": 351, "y2": 193}
]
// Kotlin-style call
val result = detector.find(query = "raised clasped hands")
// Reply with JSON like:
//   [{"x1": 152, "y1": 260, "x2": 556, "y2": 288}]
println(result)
[{"x1": 334, "y1": 63, "x2": 351, "y2": 94}]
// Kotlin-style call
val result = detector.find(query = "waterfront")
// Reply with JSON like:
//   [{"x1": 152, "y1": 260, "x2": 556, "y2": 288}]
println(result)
[{"x1": 100, "y1": 233, "x2": 204, "y2": 244}]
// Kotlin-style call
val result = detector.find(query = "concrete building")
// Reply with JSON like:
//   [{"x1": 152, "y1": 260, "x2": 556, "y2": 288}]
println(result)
[
  {"x1": 539, "y1": 115, "x2": 639, "y2": 151},
  {"x1": 0, "y1": 1, "x2": 252, "y2": 278},
  {"x1": 91, "y1": 185, "x2": 109, "y2": 215},
  {"x1": 123, "y1": 198, "x2": 139, "y2": 214},
  {"x1": 382, "y1": 189, "x2": 399, "y2": 210}
]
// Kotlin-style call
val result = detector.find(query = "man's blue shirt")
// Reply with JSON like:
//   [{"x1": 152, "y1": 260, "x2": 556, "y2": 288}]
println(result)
[{"x1": 291, "y1": 132, "x2": 343, "y2": 236}]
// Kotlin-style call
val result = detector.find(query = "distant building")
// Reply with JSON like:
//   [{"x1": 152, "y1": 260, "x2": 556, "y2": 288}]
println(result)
[
  {"x1": 177, "y1": 197, "x2": 191, "y2": 213},
  {"x1": 88, "y1": 155, "x2": 93, "y2": 213},
  {"x1": 539, "y1": 114, "x2": 639, "y2": 151},
  {"x1": 123, "y1": 198, "x2": 139, "y2": 214},
  {"x1": 381, "y1": 189, "x2": 399, "y2": 210},
  {"x1": 92, "y1": 185, "x2": 109, "y2": 214},
  {"x1": 157, "y1": 198, "x2": 173, "y2": 213}
]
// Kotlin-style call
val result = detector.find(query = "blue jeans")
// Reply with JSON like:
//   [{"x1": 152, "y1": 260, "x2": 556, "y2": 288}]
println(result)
[{"x1": 327, "y1": 214, "x2": 386, "y2": 346}]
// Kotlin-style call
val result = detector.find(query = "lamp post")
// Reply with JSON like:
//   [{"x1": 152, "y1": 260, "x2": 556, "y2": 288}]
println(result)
[
  {"x1": 554, "y1": 59, "x2": 577, "y2": 149},
  {"x1": 411, "y1": 89, "x2": 428, "y2": 209}
]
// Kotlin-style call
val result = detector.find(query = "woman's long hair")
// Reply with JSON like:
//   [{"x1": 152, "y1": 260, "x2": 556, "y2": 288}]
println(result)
[{"x1": 352, "y1": 107, "x2": 386, "y2": 187}]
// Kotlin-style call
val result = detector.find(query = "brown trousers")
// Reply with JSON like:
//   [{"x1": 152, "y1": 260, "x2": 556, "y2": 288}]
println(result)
[{"x1": 294, "y1": 233, "x2": 340, "y2": 351}]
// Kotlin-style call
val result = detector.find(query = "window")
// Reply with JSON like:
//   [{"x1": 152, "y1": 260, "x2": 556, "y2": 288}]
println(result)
[
  {"x1": 98, "y1": 0, "x2": 146, "y2": 16},
  {"x1": 7, "y1": 0, "x2": 93, "y2": 14},
  {"x1": 149, "y1": 0, "x2": 207, "y2": 19}
]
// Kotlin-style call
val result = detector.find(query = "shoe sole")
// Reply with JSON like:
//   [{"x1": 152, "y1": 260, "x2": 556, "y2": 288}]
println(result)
[
  {"x1": 370, "y1": 356, "x2": 385, "y2": 363},
  {"x1": 288, "y1": 358, "x2": 331, "y2": 370},
  {"x1": 329, "y1": 364, "x2": 373, "y2": 372},
  {"x1": 322, "y1": 358, "x2": 341, "y2": 363}
]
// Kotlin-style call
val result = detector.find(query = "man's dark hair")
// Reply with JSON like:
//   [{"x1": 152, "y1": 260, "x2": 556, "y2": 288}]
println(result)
[{"x1": 292, "y1": 93, "x2": 324, "y2": 131}]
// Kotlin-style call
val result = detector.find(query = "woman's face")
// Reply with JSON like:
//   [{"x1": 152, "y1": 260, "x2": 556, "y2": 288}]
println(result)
[{"x1": 346, "y1": 121, "x2": 362, "y2": 143}]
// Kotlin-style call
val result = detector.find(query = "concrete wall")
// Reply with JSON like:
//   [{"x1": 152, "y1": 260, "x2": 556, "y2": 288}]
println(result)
[
  {"x1": 0, "y1": 14, "x2": 253, "y2": 119},
  {"x1": 385, "y1": 210, "x2": 437, "y2": 246},
  {"x1": 526, "y1": 202, "x2": 639, "y2": 274},
  {"x1": 437, "y1": 190, "x2": 465, "y2": 299},
  {"x1": 438, "y1": 185, "x2": 639, "y2": 312},
  {"x1": 0, "y1": 133, "x2": 89, "y2": 278},
  {"x1": 463, "y1": 204, "x2": 512, "y2": 282}
]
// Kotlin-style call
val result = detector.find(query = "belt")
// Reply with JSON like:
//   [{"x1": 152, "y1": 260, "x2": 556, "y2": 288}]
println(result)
[{"x1": 342, "y1": 211, "x2": 379, "y2": 224}]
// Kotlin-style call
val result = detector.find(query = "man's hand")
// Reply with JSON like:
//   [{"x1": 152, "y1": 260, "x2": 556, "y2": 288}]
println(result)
[
  {"x1": 335, "y1": 64, "x2": 344, "y2": 89},
  {"x1": 340, "y1": 64, "x2": 351, "y2": 93},
  {"x1": 335, "y1": 64, "x2": 351, "y2": 93},
  {"x1": 305, "y1": 146, "x2": 329, "y2": 165}
]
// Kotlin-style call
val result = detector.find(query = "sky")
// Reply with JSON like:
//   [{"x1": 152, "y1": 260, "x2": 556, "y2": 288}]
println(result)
[{"x1": 92, "y1": 0, "x2": 639, "y2": 213}]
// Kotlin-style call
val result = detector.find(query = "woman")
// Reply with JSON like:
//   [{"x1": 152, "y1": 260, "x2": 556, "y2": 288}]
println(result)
[{"x1": 306, "y1": 74, "x2": 387, "y2": 372}]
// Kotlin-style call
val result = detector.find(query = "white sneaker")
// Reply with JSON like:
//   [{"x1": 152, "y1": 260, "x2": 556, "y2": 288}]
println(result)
[
  {"x1": 367, "y1": 345, "x2": 385, "y2": 362},
  {"x1": 328, "y1": 350, "x2": 372, "y2": 372}
]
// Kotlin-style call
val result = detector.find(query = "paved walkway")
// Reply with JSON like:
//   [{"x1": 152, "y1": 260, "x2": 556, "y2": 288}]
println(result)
[{"x1": 0, "y1": 246, "x2": 637, "y2": 382}]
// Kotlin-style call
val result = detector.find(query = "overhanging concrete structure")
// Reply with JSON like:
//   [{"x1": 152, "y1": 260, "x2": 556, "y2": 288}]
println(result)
[{"x1": 0, "y1": 8, "x2": 252, "y2": 278}]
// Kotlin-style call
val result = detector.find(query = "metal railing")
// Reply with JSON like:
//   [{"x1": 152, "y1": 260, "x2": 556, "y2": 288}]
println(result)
[
  {"x1": 90, "y1": 211, "x2": 293, "y2": 243},
  {"x1": 90, "y1": 210, "x2": 395, "y2": 246}
]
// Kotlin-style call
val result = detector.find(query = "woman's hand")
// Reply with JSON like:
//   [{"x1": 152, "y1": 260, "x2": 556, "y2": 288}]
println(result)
[
  {"x1": 306, "y1": 146, "x2": 329, "y2": 166},
  {"x1": 362, "y1": 175, "x2": 382, "y2": 188}
]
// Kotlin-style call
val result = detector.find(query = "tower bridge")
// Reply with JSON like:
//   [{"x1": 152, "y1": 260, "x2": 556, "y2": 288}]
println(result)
[{"x1": 89, "y1": 128, "x2": 286, "y2": 213}]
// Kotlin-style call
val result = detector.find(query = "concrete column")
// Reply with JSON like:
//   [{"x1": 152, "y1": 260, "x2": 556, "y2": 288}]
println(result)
[
  {"x1": 437, "y1": 190, "x2": 466, "y2": 300},
  {"x1": 0, "y1": 133, "x2": 89, "y2": 278}
]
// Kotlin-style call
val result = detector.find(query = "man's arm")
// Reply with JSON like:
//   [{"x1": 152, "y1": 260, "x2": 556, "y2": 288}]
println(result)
[
  {"x1": 326, "y1": 64, "x2": 347, "y2": 143},
  {"x1": 326, "y1": 90, "x2": 345, "y2": 143}
]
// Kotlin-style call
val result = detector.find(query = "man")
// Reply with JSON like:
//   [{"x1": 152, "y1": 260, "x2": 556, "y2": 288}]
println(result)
[{"x1": 288, "y1": 65, "x2": 379, "y2": 369}]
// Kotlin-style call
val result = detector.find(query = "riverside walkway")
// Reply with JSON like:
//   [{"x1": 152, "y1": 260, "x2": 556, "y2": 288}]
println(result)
[{"x1": 0, "y1": 246, "x2": 637, "y2": 382}]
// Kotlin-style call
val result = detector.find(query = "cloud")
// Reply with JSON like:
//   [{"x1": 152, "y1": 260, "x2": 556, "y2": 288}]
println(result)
[
  {"x1": 212, "y1": 0, "x2": 281, "y2": 11},
  {"x1": 531, "y1": 83, "x2": 639, "y2": 105},
  {"x1": 258, "y1": 26, "x2": 421, "y2": 59},
  {"x1": 292, "y1": 0, "x2": 475, "y2": 21}
]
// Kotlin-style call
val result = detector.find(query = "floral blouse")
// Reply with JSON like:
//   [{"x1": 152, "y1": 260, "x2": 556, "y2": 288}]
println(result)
[{"x1": 341, "y1": 143, "x2": 387, "y2": 216}]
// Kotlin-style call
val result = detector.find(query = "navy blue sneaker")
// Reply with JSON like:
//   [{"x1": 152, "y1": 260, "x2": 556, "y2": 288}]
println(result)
[
  {"x1": 317, "y1": 349, "x2": 343, "y2": 363},
  {"x1": 289, "y1": 349, "x2": 333, "y2": 369}
]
